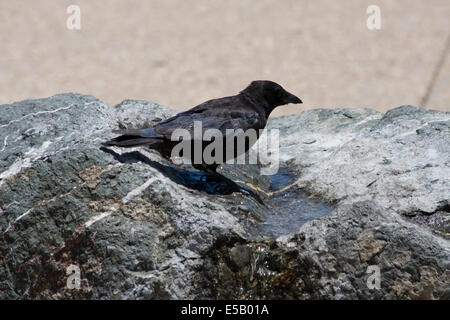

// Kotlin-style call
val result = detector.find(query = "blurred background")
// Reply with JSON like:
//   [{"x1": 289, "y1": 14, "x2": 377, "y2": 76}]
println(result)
[{"x1": 0, "y1": 0, "x2": 449, "y2": 116}]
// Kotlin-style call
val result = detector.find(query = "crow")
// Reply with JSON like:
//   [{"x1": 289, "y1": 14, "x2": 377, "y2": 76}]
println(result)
[{"x1": 103, "y1": 80, "x2": 302, "y2": 193}]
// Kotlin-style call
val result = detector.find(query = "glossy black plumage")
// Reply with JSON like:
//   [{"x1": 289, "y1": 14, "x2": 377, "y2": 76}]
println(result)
[{"x1": 103, "y1": 80, "x2": 302, "y2": 192}]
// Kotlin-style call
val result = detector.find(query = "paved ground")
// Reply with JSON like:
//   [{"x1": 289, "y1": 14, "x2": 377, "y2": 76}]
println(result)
[{"x1": 0, "y1": 0, "x2": 449, "y2": 116}]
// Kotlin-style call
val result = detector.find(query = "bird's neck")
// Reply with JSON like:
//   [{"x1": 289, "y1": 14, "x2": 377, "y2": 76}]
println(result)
[{"x1": 240, "y1": 92, "x2": 272, "y2": 118}]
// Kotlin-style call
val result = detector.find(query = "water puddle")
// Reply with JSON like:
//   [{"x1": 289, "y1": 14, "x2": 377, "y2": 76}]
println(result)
[{"x1": 259, "y1": 167, "x2": 335, "y2": 238}]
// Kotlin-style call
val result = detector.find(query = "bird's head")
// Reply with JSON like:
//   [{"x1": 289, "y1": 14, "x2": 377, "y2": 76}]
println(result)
[{"x1": 241, "y1": 80, "x2": 302, "y2": 114}]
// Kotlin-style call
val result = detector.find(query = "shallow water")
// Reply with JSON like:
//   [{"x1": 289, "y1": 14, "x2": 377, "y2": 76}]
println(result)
[{"x1": 260, "y1": 168, "x2": 334, "y2": 238}]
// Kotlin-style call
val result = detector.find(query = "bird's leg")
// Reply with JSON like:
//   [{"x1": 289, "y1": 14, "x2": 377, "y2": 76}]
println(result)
[
  {"x1": 195, "y1": 167, "x2": 216, "y2": 183},
  {"x1": 193, "y1": 164, "x2": 265, "y2": 204},
  {"x1": 194, "y1": 164, "x2": 239, "y2": 192},
  {"x1": 208, "y1": 171, "x2": 241, "y2": 193}
]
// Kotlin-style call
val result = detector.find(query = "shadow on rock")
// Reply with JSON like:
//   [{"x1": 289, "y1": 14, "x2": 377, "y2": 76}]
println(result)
[{"x1": 100, "y1": 146, "x2": 239, "y2": 196}]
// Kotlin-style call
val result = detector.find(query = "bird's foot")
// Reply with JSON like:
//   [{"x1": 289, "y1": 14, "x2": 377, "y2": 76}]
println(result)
[
  {"x1": 199, "y1": 173, "x2": 234, "y2": 194},
  {"x1": 198, "y1": 171, "x2": 265, "y2": 205},
  {"x1": 200, "y1": 174, "x2": 209, "y2": 183}
]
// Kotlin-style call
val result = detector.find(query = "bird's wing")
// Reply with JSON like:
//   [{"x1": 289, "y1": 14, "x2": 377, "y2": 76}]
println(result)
[{"x1": 154, "y1": 99, "x2": 261, "y2": 140}]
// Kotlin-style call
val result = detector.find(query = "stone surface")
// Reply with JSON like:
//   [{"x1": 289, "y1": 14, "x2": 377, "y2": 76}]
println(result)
[
  {"x1": 208, "y1": 202, "x2": 449, "y2": 299},
  {"x1": 0, "y1": 94, "x2": 448, "y2": 299},
  {"x1": 268, "y1": 106, "x2": 450, "y2": 218}
]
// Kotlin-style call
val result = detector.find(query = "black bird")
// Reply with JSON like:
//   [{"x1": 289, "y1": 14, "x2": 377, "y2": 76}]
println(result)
[{"x1": 103, "y1": 80, "x2": 302, "y2": 192}]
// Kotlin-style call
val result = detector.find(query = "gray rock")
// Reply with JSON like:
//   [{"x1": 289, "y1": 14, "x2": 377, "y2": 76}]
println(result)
[
  {"x1": 0, "y1": 94, "x2": 248, "y2": 299},
  {"x1": 0, "y1": 94, "x2": 448, "y2": 299},
  {"x1": 208, "y1": 201, "x2": 449, "y2": 299},
  {"x1": 268, "y1": 106, "x2": 450, "y2": 216}
]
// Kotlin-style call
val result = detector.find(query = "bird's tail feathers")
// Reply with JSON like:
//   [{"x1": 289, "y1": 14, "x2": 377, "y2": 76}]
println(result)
[
  {"x1": 102, "y1": 135, "x2": 162, "y2": 148},
  {"x1": 103, "y1": 127, "x2": 165, "y2": 148}
]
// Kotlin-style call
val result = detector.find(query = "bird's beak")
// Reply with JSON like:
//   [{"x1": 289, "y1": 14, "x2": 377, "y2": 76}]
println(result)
[{"x1": 287, "y1": 93, "x2": 302, "y2": 104}]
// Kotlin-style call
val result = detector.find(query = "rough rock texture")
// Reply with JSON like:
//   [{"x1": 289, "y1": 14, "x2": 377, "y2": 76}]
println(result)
[
  {"x1": 207, "y1": 202, "x2": 449, "y2": 299},
  {"x1": 0, "y1": 94, "x2": 448, "y2": 299},
  {"x1": 267, "y1": 107, "x2": 450, "y2": 217}
]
